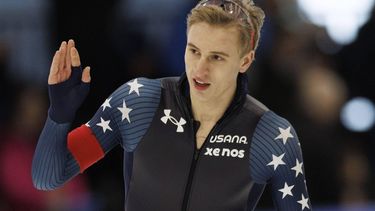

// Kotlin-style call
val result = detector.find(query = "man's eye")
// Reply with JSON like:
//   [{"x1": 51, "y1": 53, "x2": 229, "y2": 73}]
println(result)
[
  {"x1": 213, "y1": 55, "x2": 223, "y2": 61},
  {"x1": 190, "y1": 49, "x2": 199, "y2": 54}
]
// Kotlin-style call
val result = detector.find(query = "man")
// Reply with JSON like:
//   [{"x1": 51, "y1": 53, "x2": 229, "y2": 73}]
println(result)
[{"x1": 32, "y1": 0, "x2": 311, "y2": 210}]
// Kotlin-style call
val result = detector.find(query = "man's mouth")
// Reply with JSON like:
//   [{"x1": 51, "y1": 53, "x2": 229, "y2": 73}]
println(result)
[{"x1": 193, "y1": 78, "x2": 210, "y2": 90}]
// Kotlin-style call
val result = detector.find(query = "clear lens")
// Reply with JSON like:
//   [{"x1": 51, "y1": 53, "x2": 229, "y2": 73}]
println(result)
[
  {"x1": 195, "y1": 0, "x2": 255, "y2": 49},
  {"x1": 197, "y1": 0, "x2": 250, "y2": 23}
]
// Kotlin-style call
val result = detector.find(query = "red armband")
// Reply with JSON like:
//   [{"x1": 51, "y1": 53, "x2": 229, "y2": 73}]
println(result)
[{"x1": 68, "y1": 125, "x2": 105, "y2": 172}]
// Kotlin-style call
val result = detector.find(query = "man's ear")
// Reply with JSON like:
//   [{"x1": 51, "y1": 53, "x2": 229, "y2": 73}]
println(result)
[{"x1": 239, "y1": 50, "x2": 255, "y2": 73}]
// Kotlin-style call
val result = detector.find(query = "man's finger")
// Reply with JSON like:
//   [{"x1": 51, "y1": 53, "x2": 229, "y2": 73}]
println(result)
[
  {"x1": 65, "y1": 39, "x2": 74, "y2": 70},
  {"x1": 48, "y1": 51, "x2": 61, "y2": 85},
  {"x1": 71, "y1": 47, "x2": 81, "y2": 67},
  {"x1": 58, "y1": 41, "x2": 67, "y2": 71},
  {"x1": 81, "y1": 66, "x2": 91, "y2": 83},
  {"x1": 51, "y1": 50, "x2": 60, "y2": 74}
]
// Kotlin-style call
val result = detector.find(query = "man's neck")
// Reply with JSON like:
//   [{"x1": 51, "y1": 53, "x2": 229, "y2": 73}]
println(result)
[{"x1": 191, "y1": 91, "x2": 235, "y2": 124}]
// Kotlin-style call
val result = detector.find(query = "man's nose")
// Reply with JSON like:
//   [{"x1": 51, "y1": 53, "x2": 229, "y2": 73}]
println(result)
[{"x1": 195, "y1": 57, "x2": 209, "y2": 77}]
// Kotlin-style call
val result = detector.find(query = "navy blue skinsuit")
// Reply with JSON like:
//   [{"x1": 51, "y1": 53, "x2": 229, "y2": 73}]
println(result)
[{"x1": 32, "y1": 73, "x2": 311, "y2": 210}]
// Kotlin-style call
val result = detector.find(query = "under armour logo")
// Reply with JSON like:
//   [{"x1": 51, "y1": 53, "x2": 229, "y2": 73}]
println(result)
[{"x1": 161, "y1": 109, "x2": 186, "y2": 133}]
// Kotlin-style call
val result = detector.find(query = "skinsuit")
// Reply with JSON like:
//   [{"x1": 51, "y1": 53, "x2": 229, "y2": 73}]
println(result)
[{"x1": 32, "y1": 71, "x2": 311, "y2": 210}]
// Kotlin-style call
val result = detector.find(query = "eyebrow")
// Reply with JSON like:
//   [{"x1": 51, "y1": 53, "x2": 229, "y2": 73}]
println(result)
[{"x1": 187, "y1": 43, "x2": 230, "y2": 58}]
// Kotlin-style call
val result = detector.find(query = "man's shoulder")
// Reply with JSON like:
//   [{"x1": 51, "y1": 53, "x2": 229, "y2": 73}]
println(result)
[
  {"x1": 113, "y1": 77, "x2": 162, "y2": 96},
  {"x1": 105, "y1": 77, "x2": 163, "y2": 108},
  {"x1": 249, "y1": 103, "x2": 300, "y2": 183},
  {"x1": 158, "y1": 76, "x2": 181, "y2": 91},
  {"x1": 245, "y1": 96, "x2": 298, "y2": 150},
  {"x1": 116, "y1": 76, "x2": 181, "y2": 92},
  {"x1": 243, "y1": 94, "x2": 269, "y2": 118},
  {"x1": 243, "y1": 95, "x2": 293, "y2": 128},
  {"x1": 250, "y1": 107, "x2": 299, "y2": 159}
]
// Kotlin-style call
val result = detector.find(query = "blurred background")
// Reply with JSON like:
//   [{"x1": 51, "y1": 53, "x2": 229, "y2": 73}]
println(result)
[{"x1": 0, "y1": 0, "x2": 374, "y2": 210}]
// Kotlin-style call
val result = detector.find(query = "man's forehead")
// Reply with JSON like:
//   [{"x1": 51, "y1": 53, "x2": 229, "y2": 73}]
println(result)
[
  {"x1": 188, "y1": 42, "x2": 230, "y2": 57},
  {"x1": 187, "y1": 23, "x2": 240, "y2": 55},
  {"x1": 188, "y1": 22, "x2": 239, "y2": 39}
]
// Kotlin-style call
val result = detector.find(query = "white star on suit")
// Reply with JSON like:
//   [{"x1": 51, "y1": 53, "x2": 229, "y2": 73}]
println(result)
[
  {"x1": 96, "y1": 117, "x2": 112, "y2": 133},
  {"x1": 85, "y1": 121, "x2": 90, "y2": 127},
  {"x1": 278, "y1": 182, "x2": 294, "y2": 199},
  {"x1": 118, "y1": 100, "x2": 133, "y2": 123},
  {"x1": 267, "y1": 153, "x2": 286, "y2": 171},
  {"x1": 297, "y1": 194, "x2": 310, "y2": 210},
  {"x1": 275, "y1": 126, "x2": 294, "y2": 145},
  {"x1": 291, "y1": 159, "x2": 304, "y2": 177},
  {"x1": 127, "y1": 79, "x2": 144, "y2": 96},
  {"x1": 101, "y1": 97, "x2": 112, "y2": 111}
]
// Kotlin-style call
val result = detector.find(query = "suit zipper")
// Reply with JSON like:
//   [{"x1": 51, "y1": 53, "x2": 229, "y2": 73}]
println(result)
[
  {"x1": 181, "y1": 121, "x2": 219, "y2": 211},
  {"x1": 181, "y1": 148, "x2": 199, "y2": 211},
  {"x1": 177, "y1": 72, "x2": 245, "y2": 211}
]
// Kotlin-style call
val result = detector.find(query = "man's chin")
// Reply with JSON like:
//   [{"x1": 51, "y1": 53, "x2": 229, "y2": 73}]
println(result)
[{"x1": 190, "y1": 89, "x2": 213, "y2": 102}]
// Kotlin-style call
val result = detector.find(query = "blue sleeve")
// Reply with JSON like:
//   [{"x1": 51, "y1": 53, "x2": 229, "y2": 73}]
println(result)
[
  {"x1": 32, "y1": 117, "x2": 80, "y2": 190},
  {"x1": 32, "y1": 78, "x2": 161, "y2": 190},
  {"x1": 249, "y1": 111, "x2": 312, "y2": 210},
  {"x1": 87, "y1": 78, "x2": 161, "y2": 153}
]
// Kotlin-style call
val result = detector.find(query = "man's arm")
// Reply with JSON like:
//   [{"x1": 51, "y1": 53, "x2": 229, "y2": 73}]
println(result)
[
  {"x1": 32, "y1": 43, "x2": 162, "y2": 190},
  {"x1": 32, "y1": 118, "x2": 80, "y2": 190},
  {"x1": 32, "y1": 77, "x2": 162, "y2": 191},
  {"x1": 67, "y1": 78, "x2": 162, "y2": 172},
  {"x1": 32, "y1": 40, "x2": 92, "y2": 190},
  {"x1": 32, "y1": 40, "x2": 162, "y2": 191},
  {"x1": 250, "y1": 111, "x2": 311, "y2": 210}
]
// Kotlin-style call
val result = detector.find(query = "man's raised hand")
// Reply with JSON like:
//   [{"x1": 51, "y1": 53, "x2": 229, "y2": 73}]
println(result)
[
  {"x1": 48, "y1": 40, "x2": 91, "y2": 85},
  {"x1": 47, "y1": 40, "x2": 91, "y2": 123}
]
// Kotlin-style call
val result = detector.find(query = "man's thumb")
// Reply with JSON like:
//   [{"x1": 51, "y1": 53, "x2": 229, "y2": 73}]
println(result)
[{"x1": 81, "y1": 66, "x2": 91, "y2": 83}]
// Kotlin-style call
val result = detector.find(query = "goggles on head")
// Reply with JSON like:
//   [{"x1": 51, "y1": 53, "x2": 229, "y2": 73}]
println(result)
[{"x1": 195, "y1": 0, "x2": 255, "y2": 50}]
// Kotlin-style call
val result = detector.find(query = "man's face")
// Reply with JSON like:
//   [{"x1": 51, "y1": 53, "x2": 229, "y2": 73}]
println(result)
[{"x1": 185, "y1": 22, "x2": 251, "y2": 104}]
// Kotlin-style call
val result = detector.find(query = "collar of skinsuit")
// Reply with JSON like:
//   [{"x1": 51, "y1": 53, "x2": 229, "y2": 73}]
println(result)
[{"x1": 177, "y1": 71, "x2": 248, "y2": 120}]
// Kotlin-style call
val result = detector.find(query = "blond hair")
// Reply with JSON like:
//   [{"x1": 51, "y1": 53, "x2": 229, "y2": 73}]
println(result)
[{"x1": 187, "y1": 0, "x2": 265, "y2": 57}]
